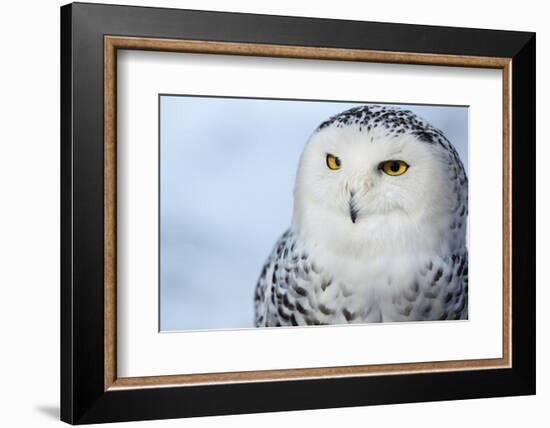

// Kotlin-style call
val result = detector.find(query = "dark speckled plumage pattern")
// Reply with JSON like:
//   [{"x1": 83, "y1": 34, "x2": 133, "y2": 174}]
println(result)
[{"x1": 254, "y1": 230, "x2": 468, "y2": 326}]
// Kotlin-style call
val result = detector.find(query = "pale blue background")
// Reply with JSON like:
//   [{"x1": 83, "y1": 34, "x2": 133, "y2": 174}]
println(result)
[{"x1": 159, "y1": 96, "x2": 468, "y2": 331}]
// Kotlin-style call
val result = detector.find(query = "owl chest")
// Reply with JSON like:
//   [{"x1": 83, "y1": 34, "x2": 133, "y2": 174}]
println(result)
[
  {"x1": 318, "y1": 253, "x2": 418, "y2": 296},
  {"x1": 307, "y1": 252, "x2": 466, "y2": 323},
  {"x1": 285, "y1": 256, "x2": 421, "y2": 324}
]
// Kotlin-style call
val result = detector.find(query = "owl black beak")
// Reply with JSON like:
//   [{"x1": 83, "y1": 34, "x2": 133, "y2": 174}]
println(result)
[{"x1": 349, "y1": 190, "x2": 359, "y2": 224}]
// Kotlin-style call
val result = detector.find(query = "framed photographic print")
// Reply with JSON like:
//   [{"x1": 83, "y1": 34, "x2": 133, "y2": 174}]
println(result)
[{"x1": 60, "y1": 2, "x2": 536, "y2": 424}]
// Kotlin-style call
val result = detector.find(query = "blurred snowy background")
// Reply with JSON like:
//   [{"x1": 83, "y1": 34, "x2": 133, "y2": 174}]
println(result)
[{"x1": 160, "y1": 96, "x2": 468, "y2": 331}]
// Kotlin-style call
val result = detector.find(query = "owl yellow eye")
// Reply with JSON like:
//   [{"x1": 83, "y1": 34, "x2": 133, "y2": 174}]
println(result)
[
  {"x1": 326, "y1": 154, "x2": 341, "y2": 170},
  {"x1": 380, "y1": 160, "x2": 409, "y2": 176}
]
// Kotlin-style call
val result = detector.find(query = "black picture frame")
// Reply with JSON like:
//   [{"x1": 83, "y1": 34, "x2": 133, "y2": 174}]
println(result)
[{"x1": 61, "y1": 2, "x2": 535, "y2": 424}]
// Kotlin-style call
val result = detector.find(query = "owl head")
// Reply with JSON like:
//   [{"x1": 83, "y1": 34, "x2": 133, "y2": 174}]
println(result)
[{"x1": 292, "y1": 105, "x2": 467, "y2": 258}]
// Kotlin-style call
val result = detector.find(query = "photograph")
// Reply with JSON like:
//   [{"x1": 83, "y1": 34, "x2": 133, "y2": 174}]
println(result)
[{"x1": 159, "y1": 96, "x2": 469, "y2": 331}]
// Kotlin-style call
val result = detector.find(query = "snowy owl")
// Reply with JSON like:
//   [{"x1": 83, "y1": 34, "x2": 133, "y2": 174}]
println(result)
[{"x1": 254, "y1": 105, "x2": 468, "y2": 327}]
